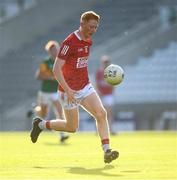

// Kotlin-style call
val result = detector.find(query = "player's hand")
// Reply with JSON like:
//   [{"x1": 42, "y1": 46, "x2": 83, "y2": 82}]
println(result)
[{"x1": 65, "y1": 88, "x2": 77, "y2": 104}]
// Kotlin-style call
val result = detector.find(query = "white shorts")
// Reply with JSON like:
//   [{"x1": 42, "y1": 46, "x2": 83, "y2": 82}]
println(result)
[
  {"x1": 101, "y1": 94, "x2": 114, "y2": 107},
  {"x1": 37, "y1": 91, "x2": 59, "y2": 105},
  {"x1": 58, "y1": 83, "x2": 96, "y2": 110}
]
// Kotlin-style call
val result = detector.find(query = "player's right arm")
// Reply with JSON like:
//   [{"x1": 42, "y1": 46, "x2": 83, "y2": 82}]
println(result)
[
  {"x1": 53, "y1": 57, "x2": 69, "y2": 91},
  {"x1": 53, "y1": 57, "x2": 76, "y2": 103}
]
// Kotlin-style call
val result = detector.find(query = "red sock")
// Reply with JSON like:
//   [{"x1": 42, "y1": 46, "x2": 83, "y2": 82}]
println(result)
[
  {"x1": 101, "y1": 139, "x2": 110, "y2": 152},
  {"x1": 101, "y1": 139, "x2": 109, "y2": 145},
  {"x1": 46, "y1": 121, "x2": 51, "y2": 130}
]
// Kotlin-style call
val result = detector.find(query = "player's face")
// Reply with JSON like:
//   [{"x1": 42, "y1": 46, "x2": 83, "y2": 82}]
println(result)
[{"x1": 82, "y1": 19, "x2": 99, "y2": 39}]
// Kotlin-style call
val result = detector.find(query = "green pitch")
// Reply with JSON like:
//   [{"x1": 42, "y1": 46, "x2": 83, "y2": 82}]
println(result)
[{"x1": 0, "y1": 131, "x2": 176, "y2": 180}]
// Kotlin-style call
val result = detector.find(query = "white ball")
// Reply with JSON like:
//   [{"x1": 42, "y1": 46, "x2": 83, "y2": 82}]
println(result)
[{"x1": 104, "y1": 64, "x2": 124, "y2": 85}]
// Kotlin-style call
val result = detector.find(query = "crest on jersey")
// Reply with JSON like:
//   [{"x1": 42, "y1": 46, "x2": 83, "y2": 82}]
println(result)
[
  {"x1": 84, "y1": 46, "x2": 88, "y2": 53},
  {"x1": 78, "y1": 48, "x2": 83, "y2": 52}
]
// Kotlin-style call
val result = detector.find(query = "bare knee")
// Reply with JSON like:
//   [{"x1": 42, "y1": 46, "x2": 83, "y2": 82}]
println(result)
[
  {"x1": 65, "y1": 123, "x2": 78, "y2": 133},
  {"x1": 94, "y1": 108, "x2": 107, "y2": 121},
  {"x1": 67, "y1": 128, "x2": 77, "y2": 133}
]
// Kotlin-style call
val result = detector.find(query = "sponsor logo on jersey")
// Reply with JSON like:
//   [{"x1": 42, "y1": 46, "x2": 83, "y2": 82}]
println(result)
[{"x1": 76, "y1": 57, "x2": 88, "y2": 68}]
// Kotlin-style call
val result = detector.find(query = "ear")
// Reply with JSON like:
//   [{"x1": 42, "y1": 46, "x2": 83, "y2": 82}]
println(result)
[{"x1": 80, "y1": 21, "x2": 84, "y2": 28}]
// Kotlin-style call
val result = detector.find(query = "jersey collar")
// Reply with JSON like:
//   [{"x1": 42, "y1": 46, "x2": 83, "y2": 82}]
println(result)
[
  {"x1": 74, "y1": 29, "x2": 92, "y2": 45},
  {"x1": 74, "y1": 30, "x2": 82, "y2": 41}
]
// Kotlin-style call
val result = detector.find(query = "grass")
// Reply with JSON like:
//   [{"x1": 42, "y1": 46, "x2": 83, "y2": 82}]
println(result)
[{"x1": 0, "y1": 131, "x2": 176, "y2": 180}]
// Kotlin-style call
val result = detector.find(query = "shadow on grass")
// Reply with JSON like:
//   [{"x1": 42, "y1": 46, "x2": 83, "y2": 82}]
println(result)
[
  {"x1": 33, "y1": 165, "x2": 141, "y2": 176},
  {"x1": 65, "y1": 165, "x2": 122, "y2": 177},
  {"x1": 121, "y1": 170, "x2": 141, "y2": 173},
  {"x1": 43, "y1": 142, "x2": 70, "y2": 146},
  {"x1": 33, "y1": 166, "x2": 49, "y2": 169}
]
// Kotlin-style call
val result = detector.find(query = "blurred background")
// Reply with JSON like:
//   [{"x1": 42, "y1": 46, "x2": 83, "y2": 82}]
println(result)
[{"x1": 0, "y1": 0, "x2": 176, "y2": 131}]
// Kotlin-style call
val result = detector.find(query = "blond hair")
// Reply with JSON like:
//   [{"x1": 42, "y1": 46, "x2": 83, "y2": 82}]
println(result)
[
  {"x1": 80, "y1": 11, "x2": 100, "y2": 23},
  {"x1": 45, "y1": 40, "x2": 59, "y2": 51}
]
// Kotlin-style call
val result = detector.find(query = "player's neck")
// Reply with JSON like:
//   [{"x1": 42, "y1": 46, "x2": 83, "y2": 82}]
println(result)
[{"x1": 78, "y1": 28, "x2": 91, "y2": 41}]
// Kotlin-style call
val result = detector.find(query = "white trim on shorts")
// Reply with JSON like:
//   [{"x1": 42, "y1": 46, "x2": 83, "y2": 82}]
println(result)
[{"x1": 58, "y1": 83, "x2": 96, "y2": 110}]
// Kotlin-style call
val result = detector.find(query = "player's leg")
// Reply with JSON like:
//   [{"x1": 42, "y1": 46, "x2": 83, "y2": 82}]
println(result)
[
  {"x1": 36, "y1": 104, "x2": 48, "y2": 118},
  {"x1": 47, "y1": 90, "x2": 79, "y2": 132},
  {"x1": 80, "y1": 92, "x2": 109, "y2": 141},
  {"x1": 43, "y1": 107, "x2": 79, "y2": 132},
  {"x1": 102, "y1": 95, "x2": 115, "y2": 134},
  {"x1": 80, "y1": 92, "x2": 119, "y2": 163},
  {"x1": 52, "y1": 100, "x2": 69, "y2": 142},
  {"x1": 30, "y1": 90, "x2": 80, "y2": 143},
  {"x1": 35, "y1": 91, "x2": 49, "y2": 118},
  {"x1": 51, "y1": 99, "x2": 63, "y2": 119},
  {"x1": 104, "y1": 105, "x2": 115, "y2": 135},
  {"x1": 30, "y1": 107, "x2": 79, "y2": 143}
]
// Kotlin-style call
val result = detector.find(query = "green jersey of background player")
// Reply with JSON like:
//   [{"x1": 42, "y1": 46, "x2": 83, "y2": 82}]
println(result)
[{"x1": 40, "y1": 57, "x2": 58, "y2": 93}]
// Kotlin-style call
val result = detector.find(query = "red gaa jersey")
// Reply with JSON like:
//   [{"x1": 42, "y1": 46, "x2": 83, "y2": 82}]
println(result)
[
  {"x1": 96, "y1": 68, "x2": 114, "y2": 95},
  {"x1": 57, "y1": 30, "x2": 92, "y2": 91}
]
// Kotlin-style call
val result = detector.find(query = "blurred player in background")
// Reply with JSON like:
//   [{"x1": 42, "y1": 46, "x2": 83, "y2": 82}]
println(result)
[
  {"x1": 34, "y1": 40, "x2": 69, "y2": 143},
  {"x1": 96, "y1": 55, "x2": 116, "y2": 135},
  {"x1": 30, "y1": 11, "x2": 119, "y2": 163}
]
